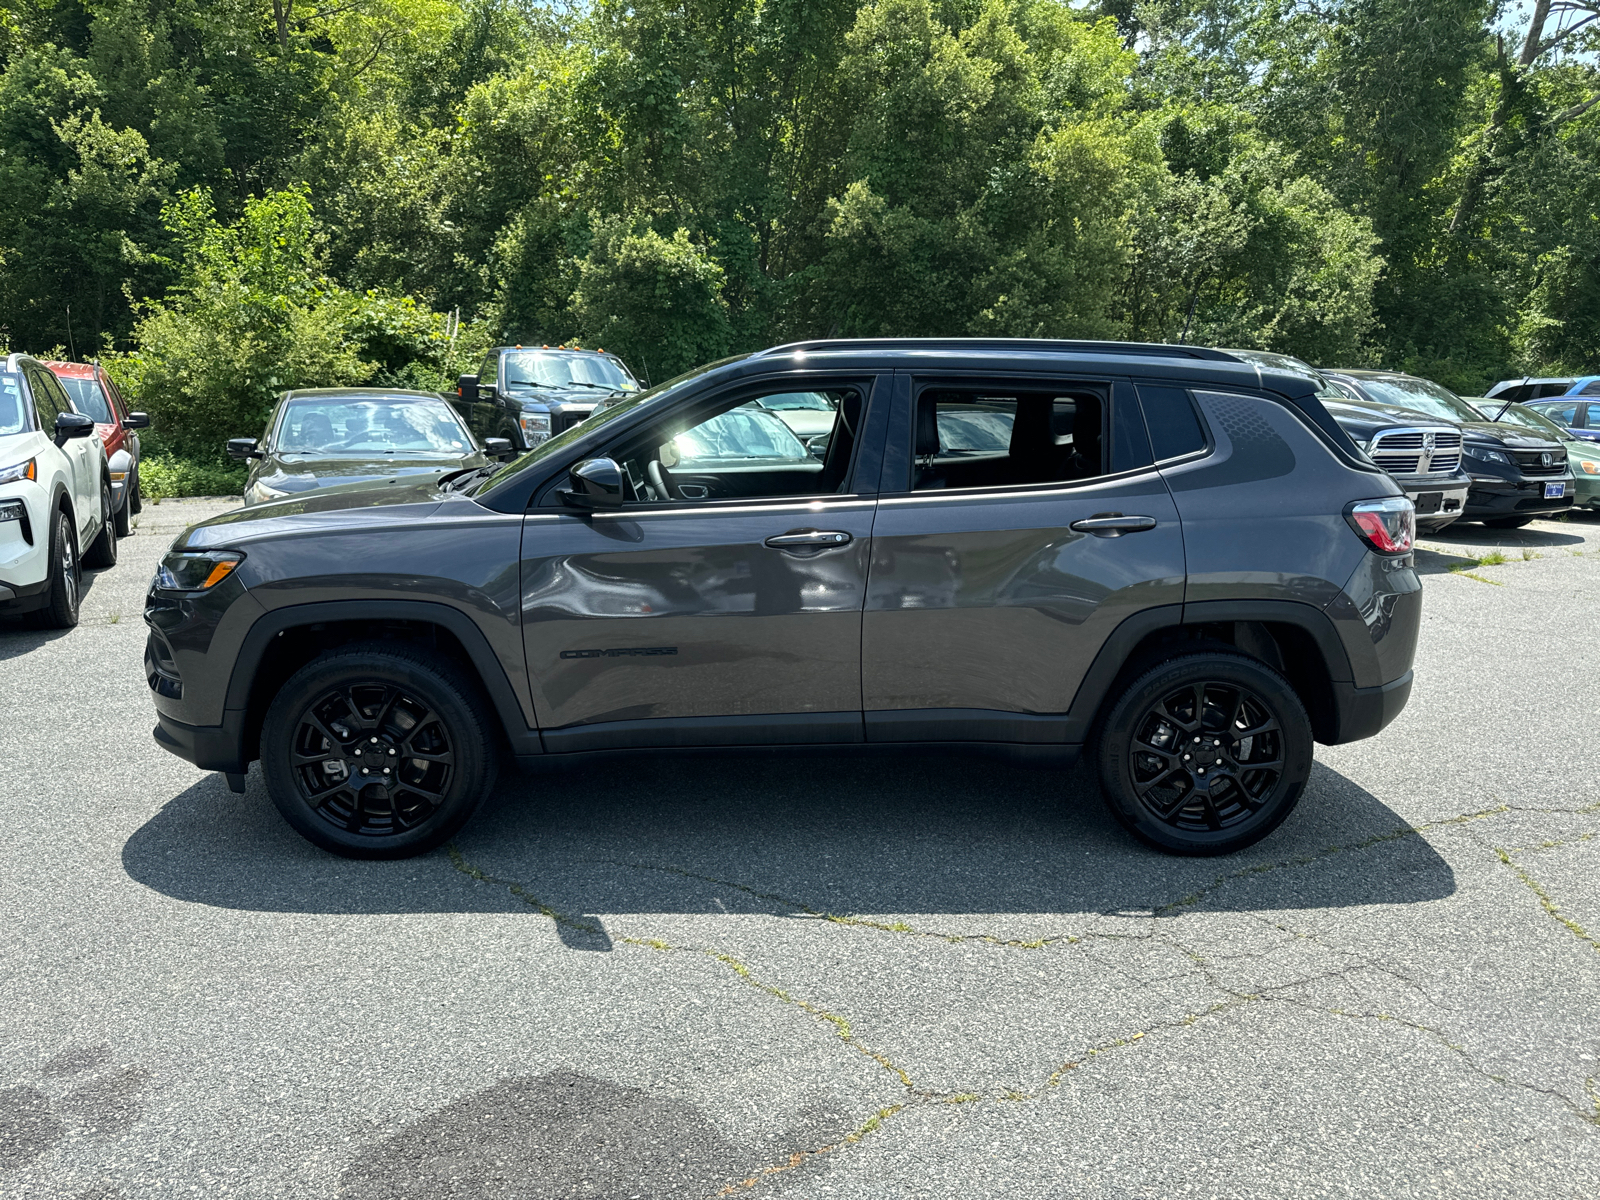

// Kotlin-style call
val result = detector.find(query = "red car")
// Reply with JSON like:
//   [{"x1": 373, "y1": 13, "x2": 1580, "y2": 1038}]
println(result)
[{"x1": 43, "y1": 361, "x2": 149, "y2": 535}]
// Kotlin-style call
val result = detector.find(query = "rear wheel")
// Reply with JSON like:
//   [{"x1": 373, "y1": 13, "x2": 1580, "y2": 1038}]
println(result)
[
  {"x1": 35, "y1": 508, "x2": 80, "y2": 629},
  {"x1": 1096, "y1": 653, "x2": 1312, "y2": 856},
  {"x1": 114, "y1": 482, "x2": 133, "y2": 537},
  {"x1": 260, "y1": 644, "x2": 499, "y2": 859},
  {"x1": 1480, "y1": 515, "x2": 1532, "y2": 529},
  {"x1": 84, "y1": 480, "x2": 117, "y2": 568},
  {"x1": 129, "y1": 467, "x2": 142, "y2": 515}
]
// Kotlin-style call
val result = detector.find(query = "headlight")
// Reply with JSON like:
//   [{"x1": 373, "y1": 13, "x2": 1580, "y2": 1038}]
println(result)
[
  {"x1": 249, "y1": 480, "x2": 291, "y2": 502},
  {"x1": 0, "y1": 458, "x2": 37, "y2": 485},
  {"x1": 155, "y1": 550, "x2": 245, "y2": 592},
  {"x1": 1464, "y1": 446, "x2": 1510, "y2": 464},
  {"x1": 518, "y1": 413, "x2": 552, "y2": 446}
]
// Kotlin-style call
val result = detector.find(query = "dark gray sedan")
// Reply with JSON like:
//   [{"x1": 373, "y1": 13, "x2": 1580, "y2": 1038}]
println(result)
[{"x1": 228, "y1": 389, "x2": 504, "y2": 506}]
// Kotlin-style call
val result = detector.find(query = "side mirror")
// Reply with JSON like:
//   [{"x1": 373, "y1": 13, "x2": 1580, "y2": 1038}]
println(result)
[
  {"x1": 457, "y1": 374, "x2": 480, "y2": 404},
  {"x1": 226, "y1": 437, "x2": 264, "y2": 461},
  {"x1": 483, "y1": 437, "x2": 515, "y2": 461},
  {"x1": 55, "y1": 412, "x2": 95, "y2": 444},
  {"x1": 125, "y1": 412, "x2": 150, "y2": 430},
  {"x1": 560, "y1": 457, "x2": 625, "y2": 509}
]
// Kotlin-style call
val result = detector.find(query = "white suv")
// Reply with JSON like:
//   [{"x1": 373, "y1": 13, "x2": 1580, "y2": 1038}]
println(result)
[{"x1": 0, "y1": 353, "x2": 116, "y2": 627}]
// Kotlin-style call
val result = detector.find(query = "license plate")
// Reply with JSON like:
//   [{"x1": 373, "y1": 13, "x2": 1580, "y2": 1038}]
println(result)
[
  {"x1": 1413, "y1": 491, "x2": 1442, "y2": 514},
  {"x1": 1545, "y1": 482, "x2": 1566, "y2": 499}
]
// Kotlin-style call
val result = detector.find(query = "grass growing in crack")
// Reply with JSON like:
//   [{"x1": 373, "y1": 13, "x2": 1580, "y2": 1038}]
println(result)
[
  {"x1": 1493, "y1": 846, "x2": 1600, "y2": 955},
  {"x1": 1478, "y1": 549, "x2": 1509, "y2": 566},
  {"x1": 107, "y1": 611, "x2": 121, "y2": 624},
  {"x1": 1521, "y1": 547, "x2": 1541, "y2": 561},
  {"x1": 446, "y1": 846, "x2": 918, "y2": 1093}
]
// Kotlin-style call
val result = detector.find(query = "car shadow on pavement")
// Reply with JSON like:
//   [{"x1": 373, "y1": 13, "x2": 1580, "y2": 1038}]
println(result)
[
  {"x1": 122, "y1": 753, "x2": 1454, "y2": 921},
  {"x1": 0, "y1": 567, "x2": 114, "y2": 658}
]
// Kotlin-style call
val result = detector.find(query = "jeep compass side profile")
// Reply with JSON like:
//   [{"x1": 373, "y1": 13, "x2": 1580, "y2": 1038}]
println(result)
[{"x1": 145, "y1": 340, "x2": 1420, "y2": 859}]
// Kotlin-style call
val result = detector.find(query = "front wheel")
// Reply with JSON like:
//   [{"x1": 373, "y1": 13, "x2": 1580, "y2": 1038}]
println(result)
[
  {"x1": 1480, "y1": 515, "x2": 1533, "y2": 529},
  {"x1": 260, "y1": 644, "x2": 499, "y2": 859},
  {"x1": 35, "y1": 508, "x2": 80, "y2": 629},
  {"x1": 1096, "y1": 653, "x2": 1313, "y2": 856}
]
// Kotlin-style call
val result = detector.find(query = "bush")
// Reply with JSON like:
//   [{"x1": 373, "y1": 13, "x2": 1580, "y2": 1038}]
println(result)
[{"x1": 137, "y1": 454, "x2": 248, "y2": 501}]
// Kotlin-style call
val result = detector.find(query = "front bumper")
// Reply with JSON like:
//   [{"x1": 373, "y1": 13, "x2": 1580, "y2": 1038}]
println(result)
[
  {"x1": 153, "y1": 708, "x2": 249, "y2": 773},
  {"x1": 1397, "y1": 479, "x2": 1467, "y2": 530},
  {"x1": 0, "y1": 481, "x2": 49, "y2": 605},
  {"x1": 1464, "y1": 475, "x2": 1575, "y2": 519}
]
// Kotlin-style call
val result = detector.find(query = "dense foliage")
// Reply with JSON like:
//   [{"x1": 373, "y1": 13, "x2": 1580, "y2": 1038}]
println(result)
[{"x1": 1, "y1": 0, "x2": 1598, "y2": 462}]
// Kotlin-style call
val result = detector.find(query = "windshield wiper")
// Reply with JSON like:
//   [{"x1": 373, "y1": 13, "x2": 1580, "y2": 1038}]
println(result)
[{"x1": 438, "y1": 464, "x2": 498, "y2": 493}]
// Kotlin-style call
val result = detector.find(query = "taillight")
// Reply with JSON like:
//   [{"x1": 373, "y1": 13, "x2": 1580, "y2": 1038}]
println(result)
[{"x1": 1345, "y1": 497, "x2": 1415, "y2": 555}]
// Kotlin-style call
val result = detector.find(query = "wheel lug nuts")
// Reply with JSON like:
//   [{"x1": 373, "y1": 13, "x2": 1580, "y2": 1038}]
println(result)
[
  {"x1": 1192, "y1": 737, "x2": 1199, "y2": 743},
  {"x1": 371, "y1": 737, "x2": 379, "y2": 744},
  {"x1": 382, "y1": 768, "x2": 390, "y2": 775},
  {"x1": 361, "y1": 767, "x2": 369, "y2": 775},
  {"x1": 1197, "y1": 768, "x2": 1205, "y2": 775},
  {"x1": 387, "y1": 749, "x2": 396, "y2": 756},
  {"x1": 1183, "y1": 754, "x2": 1190, "y2": 760}
]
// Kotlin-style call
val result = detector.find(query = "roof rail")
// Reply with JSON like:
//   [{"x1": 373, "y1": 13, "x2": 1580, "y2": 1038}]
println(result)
[{"x1": 753, "y1": 337, "x2": 1243, "y2": 362}]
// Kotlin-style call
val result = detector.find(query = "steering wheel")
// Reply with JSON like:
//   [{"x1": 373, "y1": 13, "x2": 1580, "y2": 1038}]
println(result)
[{"x1": 647, "y1": 458, "x2": 680, "y2": 501}]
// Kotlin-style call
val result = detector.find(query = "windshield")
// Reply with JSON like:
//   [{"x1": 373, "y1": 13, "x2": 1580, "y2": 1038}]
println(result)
[
  {"x1": 1353, "y1": 377, "x2": 1482, "y2": 423},
  {"x1": 0, "y1": 373, "x2": 27, "y2": 435},
  {"x1": 754, "y1": 392, "x2": 835, "y2": 413},
  {"x1": 275, "y1": 396, "x2": 473, "y2": 456},
  {"x1": 1491, "y1": 403, "x2": 1566, "y2": 437},
  {"x1": 57, "y1": 375, "x2": 112, "y2": 423},
  {"x1": 502, "y1": 351, "x2": 638, "y2": 392},
  {"x1": 673, "y1": 409, "x2": 809, "y2": 464}
]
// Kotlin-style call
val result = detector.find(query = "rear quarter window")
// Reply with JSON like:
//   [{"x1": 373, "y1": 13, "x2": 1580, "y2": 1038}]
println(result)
[{"x1": 1138, "y1": 386, "x2": 1208, "y2": 460}]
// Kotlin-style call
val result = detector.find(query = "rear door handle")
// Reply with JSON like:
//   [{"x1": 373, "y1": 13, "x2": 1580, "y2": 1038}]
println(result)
[
  {"x1": 764, "y1": 529, "x2": 853, "y2": 549},
  {"x1": 1070, "y1": 513, "x2": 1158, "y2": 537}
]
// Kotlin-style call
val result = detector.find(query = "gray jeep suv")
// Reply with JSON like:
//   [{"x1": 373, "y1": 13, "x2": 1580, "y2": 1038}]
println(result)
[{"x1": 145, "y1": 339, "x2": 1420, "y2": 859}]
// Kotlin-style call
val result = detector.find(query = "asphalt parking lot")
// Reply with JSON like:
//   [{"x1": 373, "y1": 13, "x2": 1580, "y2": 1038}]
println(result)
[{"x1": 2, "y1": 497, "x2": 1599, "y2": 1199}]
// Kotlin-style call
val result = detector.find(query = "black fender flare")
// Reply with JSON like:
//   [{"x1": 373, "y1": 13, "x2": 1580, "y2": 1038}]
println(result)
[
  {"x1": 225, "y1": 599, "x2": 541, "y2": 758},
  {"x1": 1062, "y1": 600, "x2": 1355, "y2": 741}
]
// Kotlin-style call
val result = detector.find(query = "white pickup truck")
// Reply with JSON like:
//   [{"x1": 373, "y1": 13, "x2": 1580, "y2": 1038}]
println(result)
[{"x1": 0, "y1": 353, "x2": 116, "y2": 627}]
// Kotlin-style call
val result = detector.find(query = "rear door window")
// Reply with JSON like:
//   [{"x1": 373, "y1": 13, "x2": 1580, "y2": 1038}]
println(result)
[
  {"x1": 1541, "y1": 402, "x2": 1581, "y2": 427},
  {"x1": 909, "y1": 385, "x2": 1107, "y2": 491}
]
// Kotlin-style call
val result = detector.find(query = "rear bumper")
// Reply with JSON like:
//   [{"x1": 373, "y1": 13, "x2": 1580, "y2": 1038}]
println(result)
[
  {"x1": 153, "y1": 709, "x2": 248, "y2": 773},
  {"x1": 1326, "y1": 670, "x2": 1413, "y2": 744}
]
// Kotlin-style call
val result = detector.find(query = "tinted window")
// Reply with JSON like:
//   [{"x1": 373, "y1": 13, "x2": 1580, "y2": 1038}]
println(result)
[
  {"x1": 27, "y1": 368, "x2": 64, "y2": 424},
  {"x1": 912, "y1": 388, "x2": 1104, "y2": 491},
  {"x1": 1139, "y1": 386, "x2": 1207, "y2": 460},
  {"x1": 1537, "y1": 381, "x2": 1575, "y2": 398},
  {"x1": 58, "y1": 376, "x2": 113, "y2": 423},
  {"x1": 1582, "y1": 381, "x2": 1600, "y2": 397}
]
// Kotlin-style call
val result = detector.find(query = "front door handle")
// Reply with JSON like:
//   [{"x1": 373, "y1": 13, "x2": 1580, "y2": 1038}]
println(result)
[
  {"x1": 764, "y1": 529, "x2": 853, "y2": 549},
  {"x1": 1070, "y1": 513, "x2": 1158, "y2": 537}
]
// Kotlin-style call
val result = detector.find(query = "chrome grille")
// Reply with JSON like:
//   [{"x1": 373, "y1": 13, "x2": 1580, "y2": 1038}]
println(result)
[{"x1": 1370, "y1": 428, "x2": 1462, "y2": 477}]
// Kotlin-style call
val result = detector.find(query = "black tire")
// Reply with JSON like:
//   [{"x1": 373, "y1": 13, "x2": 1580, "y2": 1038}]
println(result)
[
  {"x1": 1096, "y1": 653, "x2": 1313, "y2": 856},
  {"x1": 129, "y1": 466, "x2": 142, "y2": 515},
  {"x1": 260, "y1": 643, "x2": 499, "y2": 859},
  {"x1": 1480, "y1": 515, "x2": 1533, "y2": 529},
  {"x1": 35, "y1": 507, "x2": 80, "y2": 629},
  {"x1": 114, "y1": 484, "x2": 132, "y2": 537},
  {"x1": 83, "y1": 480, "x2": 117, "y2": 568}
]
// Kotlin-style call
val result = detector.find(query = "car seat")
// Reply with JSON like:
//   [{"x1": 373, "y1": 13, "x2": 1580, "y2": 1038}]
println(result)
[
  {"x1": 296, "y1": 411, "x2": 335, "y2": 449},
  {"x1": 914, "y1": 395, "x2": 945, "y2": 489}
]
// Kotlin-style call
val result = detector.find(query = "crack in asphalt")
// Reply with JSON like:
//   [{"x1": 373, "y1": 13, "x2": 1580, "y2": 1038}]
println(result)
[
  {"x1": 1492, "y1": 843, "x2": 1600, "y2": 957},
  {"x1": 443, "y1": 792, "x2": 1600, "y2": 1195}
]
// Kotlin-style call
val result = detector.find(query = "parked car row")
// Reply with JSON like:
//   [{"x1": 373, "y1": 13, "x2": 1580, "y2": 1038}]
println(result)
[
  {"x1": 0, "y1": 355, "x2": 149, "y2": 626},
  {"x1": 1225, "y1": 351, "x2": 1583, "y2": 532}
]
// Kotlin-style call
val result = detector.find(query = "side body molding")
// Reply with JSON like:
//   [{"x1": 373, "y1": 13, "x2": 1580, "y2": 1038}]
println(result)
[{"x1": 224, "y1": 599, "x2": 542, "y2": 758}]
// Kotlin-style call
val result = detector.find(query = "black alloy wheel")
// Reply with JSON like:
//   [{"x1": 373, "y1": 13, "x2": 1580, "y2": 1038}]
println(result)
[
  {"x1": 84, "y1": 480, "x2": 118, "y2": 568},
  {"x1": 1097, "y1": 653, "x2": 1312, "y2": 856},
  {"x1": 261, "y1": 645, "x2": 498, "y2": 859}
]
